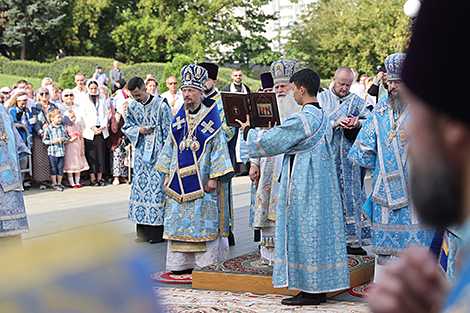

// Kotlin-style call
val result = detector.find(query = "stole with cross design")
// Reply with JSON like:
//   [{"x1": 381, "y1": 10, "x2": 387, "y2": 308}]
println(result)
[{"x1": 166, "y1": 100, "x2": 222, "y2": 203}]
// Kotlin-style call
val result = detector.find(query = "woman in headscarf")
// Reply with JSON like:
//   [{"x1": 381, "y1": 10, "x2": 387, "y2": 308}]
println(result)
[
  {"x1": 41, "y1": 77, "x2": 53, "y2": 88},
  {"x1": 79, "y1": 79, "x2": 109, "y2": 186},
  {"x1": 58, "y1": 89, "x2": 82, "y2": 127},
  {"x1": 31, "y1": 87, "x2": 59, "y2": 187},
  {"x1": 47, "y1": 84, "x2": 62, "y2": 105}
]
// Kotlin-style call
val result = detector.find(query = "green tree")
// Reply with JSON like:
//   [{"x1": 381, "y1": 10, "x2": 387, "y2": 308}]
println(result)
[
  {"x1": 0, "y1": 0, "x2": 66, "y2": 60},
  {"x1": 286, "y1": 0, "x2": 411, "y2": 78},
  {"x1": 58, "y1": 65, "x2": 80, "y2": 89},
  {"x1": 53, "y1": 0, "x2": 138, "y2": 59},
  {"x1": 158, "y1": 54, "x2": 194, "y2": 94},
  {"x1": 112, "y1": 0, "x2": 277, "y2": 66}
]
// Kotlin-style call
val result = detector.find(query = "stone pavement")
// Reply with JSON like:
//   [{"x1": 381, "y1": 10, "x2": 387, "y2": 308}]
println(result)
[
  {"x1": 22, "y1": 174, "x2": 370, "y2": 302},
  {"x1": 22, "y1": 176, "x2": 259, "y2": 275}
]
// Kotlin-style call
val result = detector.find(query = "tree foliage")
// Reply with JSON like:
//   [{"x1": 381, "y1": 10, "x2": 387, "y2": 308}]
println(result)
[
  {"x1": 112, "y1": 0, "x2": 277, "y2": 67},
  {"x1": 286, "y1": 0, "x2": 411, "y2": 78},
  {"x1": 0, "y1": 0, "x2": 67, "y2": 60}
]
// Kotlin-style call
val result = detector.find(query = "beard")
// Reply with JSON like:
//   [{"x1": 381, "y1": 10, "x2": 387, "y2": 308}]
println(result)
[
  {"x1": 184, "y1": 99, "x2": 196, "y2": 111},
  {"x1": 277, "y1": 89, "x2": 298, "y2": 121},
  {"x1": 410, "y1": 141, "x2": 463, "y2": 228},
  {"x1": 387, "y1": 90, "x2": 406, "y2": 113}
]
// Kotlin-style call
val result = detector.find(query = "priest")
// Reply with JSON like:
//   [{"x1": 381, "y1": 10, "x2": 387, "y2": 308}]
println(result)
[
  {"x1": 318, "y1": 66, "x2": 372, "y2": 255},
  {"x1": 238, "y1": 68, "x2": 349, "y2": 305},
  {"x1": 0, "y1": 105, "x2": 30, "y2": 249},
  {"x1": 121, "y1": 77, "x2": 173, "y2": 244},
  {"x1": 155, "y1": 64, "x2": 234, "y2": 277},
  {"x1": 248, "y1": 60, "x2": 300, "y2": 265},
  {"x1": 348, "y1": 53, "x2": 433, "y2": 280}
]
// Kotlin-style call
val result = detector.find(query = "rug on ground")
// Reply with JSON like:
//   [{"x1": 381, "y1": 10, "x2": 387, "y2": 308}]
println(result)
[{"x1": 155, "y1": 287, "x2": 372, "y2": 313}]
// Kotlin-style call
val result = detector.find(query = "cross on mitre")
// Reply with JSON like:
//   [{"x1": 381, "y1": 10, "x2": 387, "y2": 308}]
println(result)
[
  {"x1": 173, "y1": 116, "x2": 186, "y2": 130},
  {"x1": 201, "y1": 120, "x2": 215, "y2": 134}
]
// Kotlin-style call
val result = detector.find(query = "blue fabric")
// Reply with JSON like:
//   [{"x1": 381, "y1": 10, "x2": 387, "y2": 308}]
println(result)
[
  {"x1": 121, "y1": 96, "x2": 173, "y2": 226},
  {"x1": 9, "y1": 106, "x2": 33, "y2": 145},
  {"x1": 348, "y1": 97, "x2": 433, "y2": 261},
  {"x1": 246, "y1": 104, "x2": 349, "y2": 293},
  {"x1": 156, "y1": 103, "x2": 234, "y2": 242},
  {"x1": 0, "y1": 106, "x2": 29, "y2": 236},
  {"x1": 166, "y1": 98, "x2": 222, "y2": 203},
  {"x1": 440, "y1": 219, "x2": 470, "y2": 312},
  {"x1": 318, "y1": 90, "x2": 372, "y2": 248},
  {"x1": 48, "y1": 155, "x2": 65, "y2": 176},
  {"x1": 0, "y1": 106, "x2": 30, "y2": 192}
]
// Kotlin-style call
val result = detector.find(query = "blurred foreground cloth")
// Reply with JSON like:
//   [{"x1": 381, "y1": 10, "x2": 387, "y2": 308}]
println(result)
[{"x1": 0, "y1": 227, "x2": 161, "y2": 313}]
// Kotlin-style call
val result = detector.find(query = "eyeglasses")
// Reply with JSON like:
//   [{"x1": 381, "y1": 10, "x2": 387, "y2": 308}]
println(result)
[
  {"x1": 39, "y1": 92, "x2": 50, "y2": 96},
  {"x1": 168, "y1": 82, "x2": 178, "y2": 85},
  {"x1": 63, "y1": 94, "x2": 73, "y2": 97}
]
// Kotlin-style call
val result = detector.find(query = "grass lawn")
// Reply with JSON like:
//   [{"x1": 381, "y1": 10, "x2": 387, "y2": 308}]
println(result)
[{"x1": 0, "y1": 74, "x2": 43, "y2": 90}]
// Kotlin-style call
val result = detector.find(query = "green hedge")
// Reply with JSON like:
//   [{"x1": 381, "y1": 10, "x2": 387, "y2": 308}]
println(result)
[
  {"x1": 0, "y1": 56, "x2": 262, "y2": 91},
  {"x1": 0, "y1": 56, "x2": 167, "y2": 88}
]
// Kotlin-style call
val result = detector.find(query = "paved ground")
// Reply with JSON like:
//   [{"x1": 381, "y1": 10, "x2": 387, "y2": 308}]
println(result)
[
  {"x1": 22, "y1": 176, "x2": 259, "y2": 276},
  {"x1": 22, "y1": 174, "x2": 369, "y2": 301}
]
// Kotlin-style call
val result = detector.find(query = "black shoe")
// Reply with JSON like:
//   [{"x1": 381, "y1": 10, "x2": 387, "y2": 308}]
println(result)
[
  {"x1": 320, "y1": 293, "x2": 327, "y2": 303},
  {"x1": 347, "y1": 246, "x2": 367, "y2": 255},
  {"x1": 149, "y1": 239, "x2": 164, "y2": 244},
  {"x1": 281, "y1": 292, "x2": 321, "y2": 306},
  {"x1": 172, "y1": 268, "x2": 193, "y2": 275},
  {"x1": 91, "y1": 180, "x2": 100, "y2": 187},
  {"x1": 228, "y1": 231, "x2": 235, "y2": 246},
  {"x1": 99, "y1": 179, "x2": 106, "y2": 186}
]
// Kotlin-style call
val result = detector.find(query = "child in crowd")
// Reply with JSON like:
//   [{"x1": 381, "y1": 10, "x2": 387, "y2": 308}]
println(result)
[
  {"x1": 42, "y1": 109, "x2": 69, "y2": 191},
  {"x1": 63, "y1": 110, "x2": 89, "y2": 188}
]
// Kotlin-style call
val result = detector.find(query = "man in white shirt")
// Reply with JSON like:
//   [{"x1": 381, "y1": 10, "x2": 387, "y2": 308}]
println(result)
[
  {"x1": 160, "y1": 76, "x2": 184, "y2": 116},
  {"x1": 72, "y1": 73, "x2": 87, "y2": 101}
]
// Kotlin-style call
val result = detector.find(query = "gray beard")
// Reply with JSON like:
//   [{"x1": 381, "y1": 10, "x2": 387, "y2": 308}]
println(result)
[
  {"x1": 388, "y1": 92, "x2": 406, "y2": 113},
  {"x1": 277, "y1": 90, "x2": 298, "y2": 121},
  {"x1": 185, "y1": 101, "x2": 196, "y2": 112}
]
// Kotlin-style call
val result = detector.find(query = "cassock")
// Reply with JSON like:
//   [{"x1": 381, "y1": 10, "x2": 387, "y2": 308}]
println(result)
[
  {"x1": 245, "y1": 103, "x2": 350, "y2": 293},
  {"x1": 207, "y1": 89, "x2": 236, "y2": 245},
  {"x1": 348, "y1": 97, "x2": 433, "y2": 267},
  {"x1": 121, "y1": 95, "x2": 173, "y2": 235},
  {"x1": 0, "y1": 106, "x2": 30, "y2": 242},
  {"x1": 155, "y1": 99, "x2": 234, "y2": 271},
  {"x1": 318, "y1": 90, "x2": 372, "y2": 248}
]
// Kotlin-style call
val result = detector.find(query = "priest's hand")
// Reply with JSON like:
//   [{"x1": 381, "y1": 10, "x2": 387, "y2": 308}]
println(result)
[
  {"x1": 249, "y1": 165, "x2": 259, "y2": 182},
  {"x1": 334, "y1": 117, "x2": 350, "y2": 128},
  {"x1": 367, "y1": 246, "x2": 442, "y2": 313},
  {"x1": 163, "y1": 176, "x2": 169, "y2": 189},
  {"x1": 139, "y1": 126, "x2": 153, "y2": 135},
  {"x1": 235, "y1": 114, "x2": 250, "y2": 131},
  {"x1": 205, "y1": 178, "x2": 218, "y2": 193}
]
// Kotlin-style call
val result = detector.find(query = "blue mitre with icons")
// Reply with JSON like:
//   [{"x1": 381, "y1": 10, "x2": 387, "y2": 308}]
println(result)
[
  {"x1": 180, "y1": 64, "x2": 208, "y2": 91},
  {"x1": 385, "y1": 52, "x2": 406, "y2": 81},
  {"x1": 270, "y1": 59, "x2": 299, "y2": 84}
]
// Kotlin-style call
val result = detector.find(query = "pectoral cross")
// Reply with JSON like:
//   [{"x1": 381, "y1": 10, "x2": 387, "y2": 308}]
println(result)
[
  {"x1": 173, "y1": 116, "x2": 186, "y2": 130},
  {"x1": 201, "y1": 120, "x2": 215, "y2": 134}
]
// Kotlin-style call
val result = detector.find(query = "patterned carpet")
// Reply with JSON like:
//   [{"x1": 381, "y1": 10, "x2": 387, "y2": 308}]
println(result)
[
  {"x1": 195, "y1": 250, "x2": 375, "y2": 276},
  {"x1": 156, "y1": 287, "x2": 372, "y2": 312}
]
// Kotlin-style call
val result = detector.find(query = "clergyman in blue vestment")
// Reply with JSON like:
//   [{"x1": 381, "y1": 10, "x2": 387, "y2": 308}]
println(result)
[{"x1": 238, "y1": 68, "x2": 349, "y2": 306}]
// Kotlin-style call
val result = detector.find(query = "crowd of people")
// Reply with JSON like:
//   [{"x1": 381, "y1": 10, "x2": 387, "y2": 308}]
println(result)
[{"x1": 1, "y1": 2, "x2": 470, "y2": 309}]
